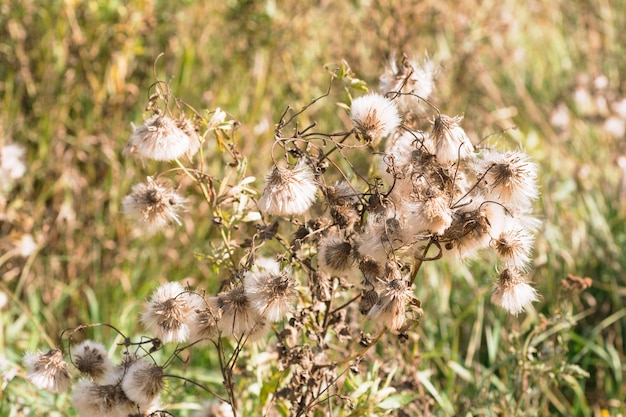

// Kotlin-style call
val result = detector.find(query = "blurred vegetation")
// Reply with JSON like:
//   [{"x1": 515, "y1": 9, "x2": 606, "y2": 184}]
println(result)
[{"x1": 1, "y1": 0, "x2": 626, "y2": 415}]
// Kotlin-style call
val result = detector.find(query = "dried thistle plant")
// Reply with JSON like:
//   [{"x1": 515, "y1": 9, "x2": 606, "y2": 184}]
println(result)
[{"x1": 25, "y1": 53, "x2": 541, "y2": 417}]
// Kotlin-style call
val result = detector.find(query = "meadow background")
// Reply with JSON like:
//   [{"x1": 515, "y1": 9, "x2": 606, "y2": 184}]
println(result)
[{"x1": 1, "y1": 0, "x2": 626, "y2": 415}]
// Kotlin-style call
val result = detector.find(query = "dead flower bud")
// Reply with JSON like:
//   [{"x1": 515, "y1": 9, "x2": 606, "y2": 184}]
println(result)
[
  {"x1": 311, "y1": 270, "x2": 333, "y2": 302},
  {"x1": 561, "y1": 274, "x2": 593, "y2": 291},
  {"x1": 359, "y1": 289, "x2": 379, "y2": 314},
  {"x1": 358, "y1": 256, "x2": 383, "y2": 285}
]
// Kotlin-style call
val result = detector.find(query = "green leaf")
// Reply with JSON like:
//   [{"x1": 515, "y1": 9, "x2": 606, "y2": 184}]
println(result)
[{"x1": 378, "y1": 393, "x2": 416, "y2": 410}]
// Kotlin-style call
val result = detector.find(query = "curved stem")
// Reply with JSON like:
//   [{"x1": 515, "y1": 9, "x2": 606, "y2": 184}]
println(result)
[
  {"x1": 409, "y1": 239, "x2": 434, "y2": 286},
  {"x1": 163, "y1": 373, "x2": 228, "y2": 402}
]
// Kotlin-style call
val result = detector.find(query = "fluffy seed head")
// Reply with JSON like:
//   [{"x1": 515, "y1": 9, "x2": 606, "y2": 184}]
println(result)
[
  {"x1": 442, "y1": 202, "x2": 506, "y2": 260},
  {"x1": 189, "y1": 306, "x2": 222, "y2": 344},
  {"x1": 474, "y1": 150, "x2": 539, "y2": 208},
  {"x1": 71, "y1": 380, "x2": 138, "y2": 417},
  {"x1": 122, "y1": 176, "x2": 187, "y2": 235},
  {"x1": 421, "y1": 193, "x2": 454, "y2": 235},
  {"x1": 120, "y1": 357, "x2": 164, "y2": 408},
  {"x1": 324, "y1": 181, "x2": 360, "y2": 206},
  {"x1": 244, "y1": 258, "x2": 297, "y2": 322},
  {"x1": 212, "y1": 288, "x2": 265, "y2": 340},
  {"x1": 350, "y1": 93, "x2": 401, "y2": 141},
  {"x1": 431, "y1": 114, "x2": 474, "y2": 165},
  {"x1": 71, "y1": 340, "x2": 111, "y2": 382},
  {"x1": 491, "y1": 268, "x2": 539, "y2": 315},
  {"x1": 318, "y1": 236, "x2": 354, "y2": 275},
  {"x1": 23, "y1": 348, "x2": 71, "y2": 393},
  {"x1": 257, "y1": 160, "x2": 317, "y2": 216},
  {"x1": 379, "y1": 55, "x2": 438, "y2": 114},
  {"x1": 176, "y1": 116, "x2": 201, "y2": 157},
  {"x1": 367, "y1": 276, "x2": 413, "y2": 332},
  {"x1": 126, "y1": 113, "x2": 191, "y2": 161},
  {"x1": 141, "y1": 282, "x2": 204, "y2": 343},
  {"x1": 491, "y1": 225, "x2": 535, "y2": 270}
]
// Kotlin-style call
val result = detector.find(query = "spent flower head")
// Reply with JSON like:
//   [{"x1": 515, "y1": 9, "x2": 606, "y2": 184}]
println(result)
[
  {"x1": 350, "y1": 93, "x2": 401, "y2": 142},
  {"x1": 211, "y1": 288, "x2": 266, "y2": 340},
  {"x1": 126, "y1": 113, "x2": 191, "y2": 161},
  {"x1": 431, "y1": 114, "x2": 474, "y2": 165},
  {"x1": 318, "y1": 235, "x2": 354, "y2": 275},
  {"x1": 368, "y1": 271, "x2": 414, "y2": 333},
  {"x1": 257, "y1": 160, "x2": 317, "y2": 216},
  {"x1": 379, "y1": 55, "x2": 438, "y2": 114},
  {"x1": 122, "y1": 176, "x2": 187, "y2": 235},
  {"x1": 176, "y1": 116, "x2": 202, "y2": 157},
  {"x1": 473, "y1": 150, "x2": 539, "y2": 209},
  {"x1": 120, "y1": 357, "x2": 164, "y2": 408},
  {"x1": 71, "y1": 340, "x2": 111, "y2": 382},
  {"x1": 71, "y1": 380, "x2": 140, "y2": 417},
  {"x1": 189, "y1": 306, "x2": 222, "y2": 344},
  {"x1": 491, "y1": 224, "x2": 535, "y2": 271},
  {"x1": 244, "y1": 258, "x2": 297, "y2": 322},
  {"x1": 23, "y1": 348, "x2": 71, "y2": 393},
  {"x1": 491, "y1": 267, "x2": 539, "y2": 315},
  {"x1": 141, "y1": 281, "x2": 204, "y2": 343}
]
